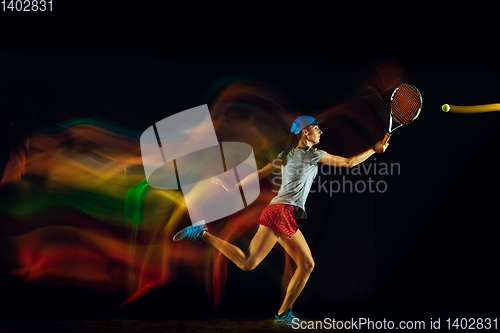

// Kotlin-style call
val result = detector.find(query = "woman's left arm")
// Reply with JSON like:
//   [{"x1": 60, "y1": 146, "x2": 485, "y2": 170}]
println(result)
[{"x1": 319, "y1": 140, "x2": 388, "y2": 168}]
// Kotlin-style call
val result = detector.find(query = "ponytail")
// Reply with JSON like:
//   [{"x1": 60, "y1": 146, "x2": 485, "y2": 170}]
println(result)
[{"x1": 280, "y1": 131, "x2": 299, "y2": 166}]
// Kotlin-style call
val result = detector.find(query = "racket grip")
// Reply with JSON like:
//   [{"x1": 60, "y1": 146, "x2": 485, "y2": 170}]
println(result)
[{"x1": 381, "y1": 133, "x2": 391, "y2": 145}]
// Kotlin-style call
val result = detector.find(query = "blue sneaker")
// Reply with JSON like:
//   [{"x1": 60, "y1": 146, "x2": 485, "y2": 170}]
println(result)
[
  {"x1": 274, "y1": 307, "x2": 303, "y2": 325},
  {"x1": 173, "y1": 220, "x2": 207, "y2": 243}
]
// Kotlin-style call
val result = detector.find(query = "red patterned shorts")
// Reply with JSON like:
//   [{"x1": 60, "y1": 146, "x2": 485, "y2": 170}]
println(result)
[{"x1": 256, "y1": 204, "x2": 299, "y2": 237}]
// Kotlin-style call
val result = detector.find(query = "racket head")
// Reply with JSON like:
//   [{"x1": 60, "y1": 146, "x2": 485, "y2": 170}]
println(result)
[{"x1": 389, "y1": 84, "x2": 422, "y2": 129}]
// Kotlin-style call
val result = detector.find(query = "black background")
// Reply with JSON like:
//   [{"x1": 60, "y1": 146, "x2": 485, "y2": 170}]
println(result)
[{"x1": 0, "y1": 2, "x2": 499, "y2": 325}]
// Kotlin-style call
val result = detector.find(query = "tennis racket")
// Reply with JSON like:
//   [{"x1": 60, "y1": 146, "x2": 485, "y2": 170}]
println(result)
[{"x1": 382, "y1": 84, "x2": 422, "y2": 144}]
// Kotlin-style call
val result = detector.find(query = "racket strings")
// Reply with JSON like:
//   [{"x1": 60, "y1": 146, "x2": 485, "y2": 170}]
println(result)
[{"x1": 391, "y1": 85, "x2": 421, "y2": 124}]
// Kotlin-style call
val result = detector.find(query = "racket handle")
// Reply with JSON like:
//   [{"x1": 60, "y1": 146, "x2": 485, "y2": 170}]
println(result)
[{"x1": 382, "y1": 133, "x2": 391, "y2": 145}]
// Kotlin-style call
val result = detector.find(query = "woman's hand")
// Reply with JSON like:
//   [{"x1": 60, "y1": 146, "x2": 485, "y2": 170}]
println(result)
[
  {"x1": 373, "y1": 140, "x2": 389, "y2": 153},
  {"x1": 211, "y1": 176, "x2": 237, "y2": 193}
]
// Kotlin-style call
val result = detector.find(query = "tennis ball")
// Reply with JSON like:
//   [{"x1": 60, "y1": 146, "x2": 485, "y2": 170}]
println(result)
[{"x1": 442, "y1": 104, "x2": 450, "y2": 112}]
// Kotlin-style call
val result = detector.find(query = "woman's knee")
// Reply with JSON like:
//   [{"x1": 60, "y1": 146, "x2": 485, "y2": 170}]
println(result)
[
  {"x1": 240, "y1": 261, "x2": 258, "y2": 271},
  {"x1": 303, "y1": 258, "x2": 315, "y2": 274},
  {"x1": 239, "y1": 257, "x2": 260, "y2": 271}
]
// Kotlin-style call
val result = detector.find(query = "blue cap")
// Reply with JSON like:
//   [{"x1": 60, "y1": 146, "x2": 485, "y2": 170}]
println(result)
[{"x1": 290, "y1": 116, "x2": 325, "y2": 135}]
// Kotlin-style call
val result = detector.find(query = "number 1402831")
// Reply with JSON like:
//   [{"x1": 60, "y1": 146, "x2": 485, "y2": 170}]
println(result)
[{"x1": 2, "y1": 0, "x2": 52, "y2": 11}]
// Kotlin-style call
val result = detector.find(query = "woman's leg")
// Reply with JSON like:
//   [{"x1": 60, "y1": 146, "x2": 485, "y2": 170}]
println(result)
[
  {"x1": 202, "y1": 224, "x2": 279, "y2": 271},
  {"x1": 276, "y1": 230, "x2": 315, "y2": 314}
]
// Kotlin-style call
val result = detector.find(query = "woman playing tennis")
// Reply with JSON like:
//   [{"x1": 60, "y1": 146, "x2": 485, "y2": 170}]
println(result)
[{"x1": 173, "y1": 115, "x2": 388, "y2": 325}]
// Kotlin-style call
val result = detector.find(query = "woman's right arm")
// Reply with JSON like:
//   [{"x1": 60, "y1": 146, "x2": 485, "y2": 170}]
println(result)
[
  {"x1": 212, "y1": 159, "x2": 281, "y2": 192},
  {"x1": 258, "y1": 160, "x2": 281, "y2": 179}
]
